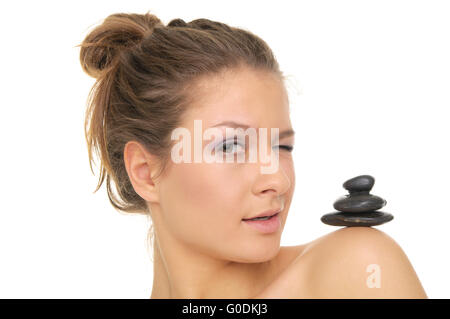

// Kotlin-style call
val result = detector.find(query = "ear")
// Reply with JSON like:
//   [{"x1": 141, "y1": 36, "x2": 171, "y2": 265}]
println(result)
[{"x1": 123, "y1": 141, "x2": 161, "y2": 204}]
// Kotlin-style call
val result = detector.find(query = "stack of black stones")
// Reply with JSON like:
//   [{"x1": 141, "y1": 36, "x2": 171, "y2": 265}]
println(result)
[{"x1": 321, "y1": 175, "x2": 394, "y2": 227}]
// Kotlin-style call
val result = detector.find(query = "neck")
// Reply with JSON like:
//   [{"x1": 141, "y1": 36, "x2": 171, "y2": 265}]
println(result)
[{"x1": 149, "y1": 231, "x2": 273, "y2": 299}]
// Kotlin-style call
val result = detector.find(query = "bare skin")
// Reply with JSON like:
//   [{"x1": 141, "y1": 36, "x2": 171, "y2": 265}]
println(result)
[
  {"x1": 124, "y1": 66, "x2": 427, "y2": 299},
  {"x1": 254, "y1": 227, "x2": 428, "y2": 298}
]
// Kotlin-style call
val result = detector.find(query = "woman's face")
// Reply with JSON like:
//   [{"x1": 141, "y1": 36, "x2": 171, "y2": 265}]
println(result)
[{"x1": 156, "y1": 67, "x2": 295, "y2": 263}]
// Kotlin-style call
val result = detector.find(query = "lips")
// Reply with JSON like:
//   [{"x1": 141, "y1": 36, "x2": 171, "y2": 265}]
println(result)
[
  {"x1": 242, "y1": 212, "x2": 281, "y2": 233},
  {"x1": 242, "y1": 209, "x2": 281, "y2": 221}
]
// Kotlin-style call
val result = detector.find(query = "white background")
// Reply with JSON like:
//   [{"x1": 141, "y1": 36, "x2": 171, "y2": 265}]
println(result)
[{"x1": 1, "y1": 0, "x2": 449, "y2": 298}]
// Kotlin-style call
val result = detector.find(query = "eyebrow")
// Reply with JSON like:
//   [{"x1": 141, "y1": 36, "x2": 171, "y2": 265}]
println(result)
[{"x1": 211, "y1": 121, "x2": 295, "y2": 139}]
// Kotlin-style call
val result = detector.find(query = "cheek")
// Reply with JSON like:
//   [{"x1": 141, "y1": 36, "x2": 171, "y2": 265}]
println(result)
[
  {"x1": 159, "y1": 162, "x2": 245, "y2": 239},
  {"x1": 177, "y1": 163, "x2": 234, "y2": 210},
  {"x1": 280, "y1": 157, "x2": 295, "y2": 200},
  {"x1": 286, "y1": 159, "x2": 295, "y2": 190}
]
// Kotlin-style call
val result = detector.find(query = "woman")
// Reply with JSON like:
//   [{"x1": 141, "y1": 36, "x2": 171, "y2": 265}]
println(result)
[{"x1": 78, "y1": 11, "x2": 427, "y2": 298}]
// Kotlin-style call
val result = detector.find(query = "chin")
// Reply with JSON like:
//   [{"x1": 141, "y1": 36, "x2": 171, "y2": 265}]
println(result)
[{"x1": 231, "y1": 239, "x2": 282, "y2": 263}]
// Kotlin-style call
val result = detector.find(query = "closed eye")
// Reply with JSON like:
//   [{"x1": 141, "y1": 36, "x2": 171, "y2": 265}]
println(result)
[{"x1": 275, "y1": 145, "x2": 294, "y2": 152}]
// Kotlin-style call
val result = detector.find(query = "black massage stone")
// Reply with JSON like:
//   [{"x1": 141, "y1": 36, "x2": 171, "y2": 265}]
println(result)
[{"x1": 321, "y1": 175, "x2": 394, "y2": 227}]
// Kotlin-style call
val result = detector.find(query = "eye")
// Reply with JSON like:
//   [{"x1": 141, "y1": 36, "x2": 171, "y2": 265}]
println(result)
[
  {"x1": 216, "y1": 138, "x2": 246, "y2": 154},
  {"x1": 273, "y1": 145, "x2": 294, "y2": 152}
]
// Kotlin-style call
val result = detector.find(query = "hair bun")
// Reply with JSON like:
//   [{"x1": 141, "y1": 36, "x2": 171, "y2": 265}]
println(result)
[
  {"x1": 167, "y1": 18, "x2": 188, "y2": 28},
  {"x1": 79, "y1": 11, "x2": 162, "y2": 79}
]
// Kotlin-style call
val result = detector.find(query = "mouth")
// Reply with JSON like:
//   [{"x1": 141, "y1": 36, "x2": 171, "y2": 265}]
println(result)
[
  {"x1": 241, "y1": 212, "x2": 281, "y2": 233},
  {"x1": 242, "y1": 212, "x2": 280, "y2": 222}
]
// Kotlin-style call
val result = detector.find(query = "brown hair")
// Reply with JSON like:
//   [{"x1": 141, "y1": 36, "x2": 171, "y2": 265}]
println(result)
[{"x1": 77, "y1": 10, "x2": 285, "y2": 240}]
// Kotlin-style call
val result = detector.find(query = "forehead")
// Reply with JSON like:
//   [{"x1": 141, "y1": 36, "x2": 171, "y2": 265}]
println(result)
[{"x1": 185, "y1": 67, "x2": 290, "y2": 127}]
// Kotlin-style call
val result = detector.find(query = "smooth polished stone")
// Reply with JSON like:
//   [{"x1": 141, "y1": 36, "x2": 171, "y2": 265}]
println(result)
[
  {"x1": 333, "y1": 193, "x2": 387, "y2": 213},
  {"x1": 343, "y1": 175, "x2": 375, "y2": 193},
  {"x1": 321, "y1": 211, "x2": 394, "y2": 227}
]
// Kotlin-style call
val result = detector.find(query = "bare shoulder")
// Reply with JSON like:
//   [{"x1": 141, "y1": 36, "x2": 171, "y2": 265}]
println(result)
[
  {"x1": 255, "y1": 227, "x2": 428, "y2": 298},
  {"x1": 300, "y1": 227, "x2": 427, "y2": 298}
]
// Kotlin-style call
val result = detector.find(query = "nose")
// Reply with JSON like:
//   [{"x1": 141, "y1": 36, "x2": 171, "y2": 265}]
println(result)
[{"x1": 251, "y1": 161, "x2": 291, "y2": 198}]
